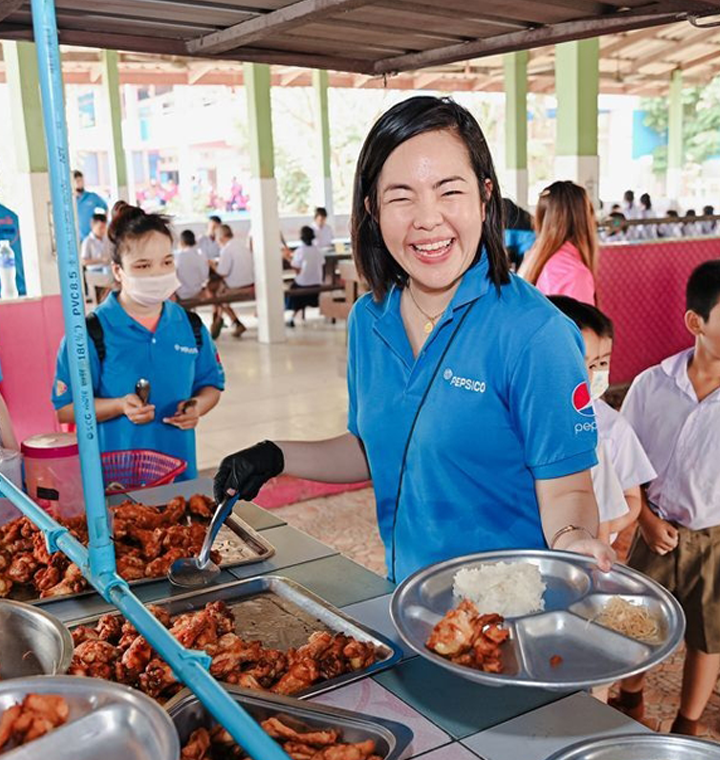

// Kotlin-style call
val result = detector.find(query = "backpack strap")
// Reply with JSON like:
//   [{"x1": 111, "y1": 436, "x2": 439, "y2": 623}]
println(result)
[
  {"x1": 85, "y1": 313, "x2": 106, "y2": 363},
  {"x1": 185, "y1": 309, "x2": 204, "y2": 350}
]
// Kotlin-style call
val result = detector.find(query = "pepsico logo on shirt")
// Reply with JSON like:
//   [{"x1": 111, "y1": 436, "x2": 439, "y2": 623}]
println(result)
[{"x1": 571, "y1": 382, "x2": 594, "y2": 417}]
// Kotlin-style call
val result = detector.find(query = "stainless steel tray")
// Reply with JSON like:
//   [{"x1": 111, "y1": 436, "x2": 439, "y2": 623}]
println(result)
[
  {"x1": 70, "y1": 575, "x2": 403, "y2": 698},
  {"x1": 545, "y1": 733, "x2": 720, "y2": 759},
  {"x1": 391, "y1": 550, "x2": 685, "y2": 690},
  {"x1": 167, "y1": 684, "x2": 413, "y2": 759},
  {"x1": 0, "y1": 675, "x2": 179, "y2": 760},
  {"x1": 20, "y1": 511, "x2": 275, "y2": 606}
]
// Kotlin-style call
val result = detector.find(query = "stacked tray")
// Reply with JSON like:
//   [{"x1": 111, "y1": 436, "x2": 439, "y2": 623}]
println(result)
[
  {"x1": 70, "y1": 576, "x2": 402, "y2": 698},
  {"x1": 545, "y1": 733, "x2": 720, "y2": 759},
  {"x1": 168, "y1": 685, "x2": 413, "y2": 760},
  {"x1": 392, "y1": 550, "x2": 686, "y2": 690}
]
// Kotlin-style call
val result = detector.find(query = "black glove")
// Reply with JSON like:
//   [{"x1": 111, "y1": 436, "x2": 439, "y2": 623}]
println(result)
[{"x1": 213, "y1": 440, "x2": 285, "y2": 504}]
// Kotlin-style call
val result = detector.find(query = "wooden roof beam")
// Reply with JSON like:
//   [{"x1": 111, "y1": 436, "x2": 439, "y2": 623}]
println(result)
[
  {"x1": 600, "y1": 26, "x2": 666, "y2": 58},
  {"x1": 681, "y1": 46, "x2": 720, "y2": 71},
  {"x1": 0, "y1": 0, "x2": 24, "y2": 23},
  {"x1": 188, "y1": 61, "x2": 216, "y2": 84},
  {"x1": 632, "y1": 26, "x2": 718, "y2": 70},
  {"x1": 373, "y1": 10, "x2": 687, "y2": 74},
  {"x1": 186, "y1": 0, "x2": 373, "y2": 56},
  {"x1": 279, "y1": 68, "x2": 306, "y2": 85}
]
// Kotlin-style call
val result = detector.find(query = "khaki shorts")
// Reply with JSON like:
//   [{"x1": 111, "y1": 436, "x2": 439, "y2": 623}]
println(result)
[{"x1": 628, "y1": 523, "x2": 720, "y2": 654}]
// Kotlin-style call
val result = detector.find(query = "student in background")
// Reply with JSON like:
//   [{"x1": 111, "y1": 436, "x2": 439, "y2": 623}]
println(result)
[
  {"x1": 286, "y1": 226, "x2": 325, "y2": 327},
  {"x1": 520, "y1": 181, "x2": 597, "y2": 305},
  {"x1": 611, "y1": 260, "x2": 720, "y2": 736},
  {"x1": 312, "y1": 207, "x2": 334, "y2": 250},
  {"x1": 73, "y1": 170, "x2": 108, "y2": 241},
  {"x1": 658, "y1": 209, "x2": 683, "y2": 239},
  {"x1": 622, "y1": 189, "x2": 640, "y2": 220},
  {"x1": 197, "y1": 215, "x2": 222, "y2": 261},
  {"x1": 502, "y1": 198, "x2": 535, "y2": 271},
  {"x1": 683, "y1": 209, "x2": 702, "y2": 237},
  {"x1": 175, "y1": 230, "x2": 209, "y2": 301},
  {"x1": 209, "y1": 225, "x2": 253, "y2": 339},
  {"x1": 638, "y1": 193, "x2": 657, "y2": 240},
  {"x1": 700, "y1": 205, "x2": 716, "y2": 236},
  {"x1": 80, "y1": 213, "x2": 111, "y2": 271}
]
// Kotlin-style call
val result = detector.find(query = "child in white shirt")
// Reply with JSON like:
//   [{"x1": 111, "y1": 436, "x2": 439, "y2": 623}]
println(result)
[
  {"x1": 286, "y1": 226, "x2": 325, "y2": 327},
  {"x1": 175, "y1": 230, "x2": 209, "y2": 301},
  {"x1": 312, "y1": 206, "x2": 334, "y2": 250}
]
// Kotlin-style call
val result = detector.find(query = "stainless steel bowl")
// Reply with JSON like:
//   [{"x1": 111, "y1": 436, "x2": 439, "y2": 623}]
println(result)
[
  {"x1": 0, "y1": 600, "x2": 73, "y2": 678},
  {"x1": 0, "y1": 676, "x2": 180, "y2": 760},
  {"x1": 544, "y1": 733, "x2": 720, "y2": 759}
]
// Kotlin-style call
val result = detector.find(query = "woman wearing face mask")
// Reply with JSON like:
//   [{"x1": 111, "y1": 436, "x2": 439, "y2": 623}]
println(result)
[
  {"x1": 52, "y1": 202, "x2": 224, "y2": 480},
  {"x1": 213, "y1": 97, "x2": 614, "y2": 582}
]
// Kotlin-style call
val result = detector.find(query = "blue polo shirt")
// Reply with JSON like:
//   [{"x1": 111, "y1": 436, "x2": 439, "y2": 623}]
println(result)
[
  {"x1": 75, "y1": 191, "x2": 108, "y2": 240},
  {"x1": 52, "y1": 294, "x2": 224, "y2": 480},
  {"x1": 347, "y1": 255, "x2": 598, "y2": 582}
]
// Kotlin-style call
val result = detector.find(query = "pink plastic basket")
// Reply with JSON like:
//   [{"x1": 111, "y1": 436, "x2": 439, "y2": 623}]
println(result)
[{"x1": 101, "y1": 450, "x2": 187, "y2": 495}]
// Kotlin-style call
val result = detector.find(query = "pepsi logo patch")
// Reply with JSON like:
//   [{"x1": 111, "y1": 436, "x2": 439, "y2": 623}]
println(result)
[{"x1": 572, "y1": 382, "x2": 594, "y2": 417}]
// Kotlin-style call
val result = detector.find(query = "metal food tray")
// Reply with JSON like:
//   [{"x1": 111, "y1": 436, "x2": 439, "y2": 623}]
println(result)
[
  {"x1": 19, "y1": 510, "x2": 275, "y2": 606},
  {"x1": 167, "y1": 684, "x2": 413, "y2": 760},
  {"x1": 70, "y1": 576, "x2": 403, "y2": 698},
  {"x1": 391, "y1": 550, "x2": 685, "y2": 690},
  {"x1": 545, "y1": 733, "x2": 720, "y2": 759},
  {"x1": 0, "y1": 675, "x2": 179, "y2": 760}
]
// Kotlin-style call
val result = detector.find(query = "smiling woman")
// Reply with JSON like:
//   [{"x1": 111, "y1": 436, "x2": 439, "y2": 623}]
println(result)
[{"x1": 213, "y1": 96, "x2": 615, "y2": 582}]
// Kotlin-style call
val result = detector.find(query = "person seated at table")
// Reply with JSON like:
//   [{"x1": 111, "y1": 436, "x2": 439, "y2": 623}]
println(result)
[
  {"x1": 312, "y1": 207, "x2": 334, "y2": 250},
  {"x1": 197, "y1": 215, "x2": 222, "y2": 261},
  {"x1": 658, "y1": 209, "x2": 683, "y2": 239},
  {"x1": 286, "y1": 225, "x2": 325, "y2": 328},
  {"x1": 52, "y1": 202, "x2": 224, "y2": 481},
  {"x1": 81, "y1": 213, "x2": 114, "y2": 301},
  {"x1": 683, "y1": 209, "x2": 702, "y2": 237},
  {"x1": 700, "y1": 205, "x2": 716, "y2": 236},
  {"x1": 175, "y1": 230, "x2": 209, "y2": 301},
  {"x1": 209, "y1": 224, "x2": 253, "y2": 339}
]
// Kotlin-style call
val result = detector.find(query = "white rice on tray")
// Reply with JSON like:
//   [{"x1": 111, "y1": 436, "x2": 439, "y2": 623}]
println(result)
[{"x1": 452, "y1": 562, "x2": 546, "y2": 617}]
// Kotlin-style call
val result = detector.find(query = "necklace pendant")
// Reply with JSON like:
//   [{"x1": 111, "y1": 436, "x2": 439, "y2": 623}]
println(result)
[{"x1": 424, "y1": 320, "x2": 434, "y2": 335}]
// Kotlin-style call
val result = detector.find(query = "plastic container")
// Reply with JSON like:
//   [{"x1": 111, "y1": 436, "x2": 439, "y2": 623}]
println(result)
[
  {"x1": 21, "y1": 433, "x2": 84, "y2": 519},
  {"x1": 0, "y1": 240, "x2": 17, "y2": 300},
  {"x1": 0, "y1": 448, "x2": 23, "y2": 525},
  {"x1": 101, "y1": 449, "x2": 187, "y2": 495}
]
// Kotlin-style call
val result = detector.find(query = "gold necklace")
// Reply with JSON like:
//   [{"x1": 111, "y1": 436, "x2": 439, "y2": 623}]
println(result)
[{"x1": 407, "y1": 284, "x2": 446, "y2": 335}]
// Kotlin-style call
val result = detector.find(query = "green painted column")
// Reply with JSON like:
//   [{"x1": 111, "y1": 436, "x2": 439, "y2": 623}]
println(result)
[
  {"x1": 243, "y1": 63, "x2": 285, "y2": 344},
  {"x1": 667, "y1": 68, "x2": 683, "y2": 200},
  {"x1": 554, "y1": 39, "x2": 600, "y2": 207},
  {"x1": 3, "y1": 41, "x2": 59, "y2": 296},
  {"x1": 504, "y1": 51, "x2": 528, "y2": 207},
  {"x1": 101, "y1": 50, "x2": 129, "y2": 201},
  {"x1": 312, "y1": 69, "x2": 334, "y2": 222}
]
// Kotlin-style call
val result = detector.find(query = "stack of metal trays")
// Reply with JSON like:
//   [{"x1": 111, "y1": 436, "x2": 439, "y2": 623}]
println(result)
[
  {"x1": 392, "y1": 549, "x2": 686, "y2": 690},
  {"x1": 167, "y1": 684, "x2": 413, "y2": 760},
  {"x1": 0, "y1": 600, "x2": 73, "y2": 678},
  {"x1": 69, "y1": 576, "x2": 402, "y2": 697},
  {"x1": 0, "y1": 676, "x2": 179, "y2": 760},
  {"x1": 545, "y1": 733, "x2": 720, "y2": 759}
]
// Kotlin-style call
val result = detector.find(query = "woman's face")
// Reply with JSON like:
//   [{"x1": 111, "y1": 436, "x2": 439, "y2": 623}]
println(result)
[
  {"x1": 376, "y1": 129, "x2": 487, "y2": 294},
  {"x1": 112, "y1": 230, "x2": 175, "y2": 283}
]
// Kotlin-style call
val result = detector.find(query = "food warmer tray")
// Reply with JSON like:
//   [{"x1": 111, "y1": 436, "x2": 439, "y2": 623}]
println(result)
[
  {"x1": 391, "y1": 549, "x2": 685, "y2": 690},
  {"x1": 545, "y1": 733, "x2": 720, "y2": 759}
]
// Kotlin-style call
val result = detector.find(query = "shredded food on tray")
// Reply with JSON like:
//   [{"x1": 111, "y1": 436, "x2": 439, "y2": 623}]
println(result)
[
  {"x1": 181, "y1": 717, "x2": 383, "y2": 760},
  {"x1": 593, "y1": 597, "x2": 661, "y2": 644},
  {"x1": 0, "y1": 694, "x2": 69, "y2": 753}
]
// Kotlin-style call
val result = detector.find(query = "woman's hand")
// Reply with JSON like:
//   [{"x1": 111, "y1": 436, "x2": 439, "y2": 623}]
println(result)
[
  {"x1": 121, "y1": 393, "x2": 155, "y2": 425},
  {"x1": 555, "y1": 532, "x2": 616, "y2": 572},
  {"x1": 213, "y1": 441, "x2": 285, "y2": 503},
  {"x1": 163, "y1": 399, "x2": 200, "y2": 430},
  {"x1": 638, "y1": 509, "x2": 679, "y2": 555}
]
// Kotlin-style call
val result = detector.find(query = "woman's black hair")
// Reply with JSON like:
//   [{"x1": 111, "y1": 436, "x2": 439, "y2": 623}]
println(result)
[
  {"x1": 108, "y1": 202, "x2": 173, "y2": 265},
  {"x1": 300, "y1": 225, "x2": 316, "y2": 246},
  {"x1": 351, "y1": 96, "x2": 509, "y2": 300},
  {"x1": 640, "y1": 192, "x2": 652, "y2": 210},
  {"x1": 503, "y1": 198, "x2": 533, "y2": 231}
]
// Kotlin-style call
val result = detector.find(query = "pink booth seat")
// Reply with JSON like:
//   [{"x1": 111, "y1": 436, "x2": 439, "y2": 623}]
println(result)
[
  {"x1": 596, "y1": 238, "x2": 720, "y2": 385},
  {"x1": 0, "y1": 295, "x2": 65, "y2": 443}
]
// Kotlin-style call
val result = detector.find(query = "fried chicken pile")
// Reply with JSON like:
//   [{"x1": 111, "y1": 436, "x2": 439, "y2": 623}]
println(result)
[
  {"x1": 426, "y1": 599, "x2": 509, "y2": 673},
  {"x1": 181, "y1": 716, "x2": 383, "y2": 760},
  {"x1": 70, "y1": 602, "x2": 379, "y2": 702},
  {"x1": 0, "y1": 694, "x2": 69, "y2": 752},
  {"x1": 0, "y1": 495, "x2": 221, "y2": 599}
]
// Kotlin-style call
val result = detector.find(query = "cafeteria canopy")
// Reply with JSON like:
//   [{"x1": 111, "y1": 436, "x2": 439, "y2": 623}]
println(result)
[{"x1": 0, "y1": 0, "x2": 720, "y2": 75}]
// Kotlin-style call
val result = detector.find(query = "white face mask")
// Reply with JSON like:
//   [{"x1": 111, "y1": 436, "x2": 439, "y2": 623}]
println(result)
[
  {"x1": 590, "y1": 369, "x2": 610, "y2": 401},
  {"x1": 122, "y1": 271, "x2": 180, "y2": 307}
]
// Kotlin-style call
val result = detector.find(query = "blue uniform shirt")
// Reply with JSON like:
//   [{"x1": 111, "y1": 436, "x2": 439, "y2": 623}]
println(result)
[
  {"x1": 75, "y1": 191, "x2": 108, "y2": 240},
  {"x1": 347, "y1": 255, "x2": 598, "y2": 582},
  {"x1": 52, "y1": 293, "x2": 224, "y2": 480}
]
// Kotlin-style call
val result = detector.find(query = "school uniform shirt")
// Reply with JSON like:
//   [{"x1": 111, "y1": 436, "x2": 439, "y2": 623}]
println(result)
[
  {"x1": 347, "y1": 255, "x2": 599, "y2": 582},
  {"x1": 594, "y1": 398, "x2": 656, "y2": 491},
  {"x1": 197, "y1": 235, "x2": 220, "y2": 261},
  {"x1": 51, "y1": 293, "x2": 224, "y2": 480},
  {"x1": 621, "y1": 348, "x2": 719, "y2": 530},
  {"x1": 535, "y1": 241, "x2": 595, "y2": 306},
  {"x1": 291, "y1": 243, "x2": 325, "y2": 286},
  {"x1": 80, "y1": 232, "x2": 111, "y2": 273},
  {"x1": 175, "y1": 247, "x2": 209, "y2": 299},
  {"x1": 313, "y1": 223, "x2": 334, "y2": 250},
  {"x1": 216, "y1": 238, "x2": 254, "y2": 288},
  {"x1": 592, "y1": 441, "x2": 629, "y2": 540},
  {"x1": 75, "y1": 191, "x2": 108, "y2": 240}
]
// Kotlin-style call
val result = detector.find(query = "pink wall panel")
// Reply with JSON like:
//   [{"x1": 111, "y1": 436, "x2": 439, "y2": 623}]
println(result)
[
  {"x1": 597, "y1": 239, "x2": 720, "y2": 384},
  {"x1": 0, "y1": 295, "x2": 65, "y2": 444}
]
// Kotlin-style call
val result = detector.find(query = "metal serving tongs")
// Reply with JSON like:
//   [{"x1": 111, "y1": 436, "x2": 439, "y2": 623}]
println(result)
[{"x1": 167, "y1": 492, "x2": 240, "y2": 588}]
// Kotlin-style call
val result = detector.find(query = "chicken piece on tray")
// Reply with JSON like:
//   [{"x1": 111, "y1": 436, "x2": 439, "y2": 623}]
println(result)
[
  {"x1": 342, "y1": 639, "x2": 377, "y2": 672},
  {"x1": 118, "y1": 605, "x2": 170, "y2": 649},
  {"x1": 117, "y1": 635, "x2": 154, "y2": 682},
  {"x1": 96, "y1": 613, "x2": 123, "y2": 643},
  {"x1": 426, "y1": 599, "x2": 479, "y2": 657},
  {"x1": 162, "y1": 496, "x2": 188, "y2": 525},
  {"x1": 188, "y1": 494, "x2": 214, "y2": 520},
  {"x1": 6, "y1": 554, "x2": 39, "y2": 584},
  {"x1": 39, "y1": 563, "x2": 86, "y2": 598},
  {"x1": 71, "y1": 625, "x2": 99, "y2": 647},
  {"x1": 208, "y1": 634, "x2": 262, "y2": 679},
  {"x1": 69, "y1": 640, "x2": 120, "y2": 680},
  {"x1": 138, "y1": 658, "x2": 179, "y2": 699},
  {"x1": 181, "y1": 727, "x2": 212, "y2": 760},
  {"x1": 112, "y1": 503, "x2": 166, "y2": 531},
  {"x1": 245, "y1": 649, "x2": 288, "y2": 688},
  {"x1": 306, "y1": 740, "x2": 380, "y2": 760},
  {"x1": 126, "y1": 526, "x2": 166, "y2": 561},
  {"x1": 271, "y1": 657, "x2": 320, "y2": 696},
  {"x1": 0, "y1": 694, "x2": 69, "y2": 750},
  {"x1": 34, "y1": 553, "x2": 70, "y2": 593},
  {"x1": 261, "y1": 717, "x2": 339, "y2": 747},
  {"x1": 144, "y1": 548, "x2": 186, "y2": 578}
]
